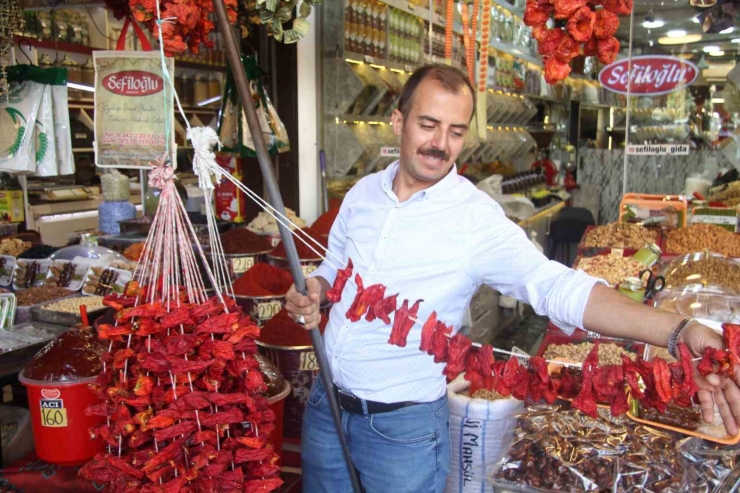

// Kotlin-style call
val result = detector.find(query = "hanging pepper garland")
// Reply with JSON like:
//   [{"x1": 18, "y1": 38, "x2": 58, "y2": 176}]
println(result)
[
  {"x1": 324, "y1": 259, "x2": 740, "y2": 420},
  {"x1": 524, "y1": 0, "x2": 630, "y2": 84}
]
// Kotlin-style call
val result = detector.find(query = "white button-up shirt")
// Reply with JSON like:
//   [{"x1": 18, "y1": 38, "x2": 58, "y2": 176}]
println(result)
[{"x1": 311, "y1": 161, "x2": 601, "y2": 404}]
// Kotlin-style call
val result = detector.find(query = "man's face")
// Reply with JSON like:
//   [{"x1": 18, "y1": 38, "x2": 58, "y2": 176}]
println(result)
[{"x1": 391, "y1": 78, "x2": 474, "y2": 184}]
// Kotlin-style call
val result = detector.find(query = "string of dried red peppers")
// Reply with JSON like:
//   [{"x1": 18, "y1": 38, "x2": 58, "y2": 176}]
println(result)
[
  {"x1": 329, "y1": 260, "x2": 740, "y2": 419},
  {"x1": 79, "y1": 282, "x2": 283, "y2": 493},
  {"x1": 524, "y1": 0, "x2": 631, "y2": 84}
]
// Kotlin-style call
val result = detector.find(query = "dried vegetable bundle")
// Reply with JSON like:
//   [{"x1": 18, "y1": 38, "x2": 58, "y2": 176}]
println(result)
[
  {"x1": 329, "y1": 260, "x2": 740, "y2": 421},
  {"x1": 523, "y1": 0, "x2": 631, "y2": 83},
  {"x1": 79, "y1": 160, "x2": 282, "y2": 493}
]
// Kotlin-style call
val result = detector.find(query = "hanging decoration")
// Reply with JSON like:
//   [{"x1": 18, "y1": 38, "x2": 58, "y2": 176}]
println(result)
[
  {"x1": 0, "y1": 0, "x2": 24, "y2": 98},
  {"x1": 444, "y1": 0, "x2": 454, "y2": 63},
  {"x1": 476, "y1": 0, "x2": 491, "y2": 140},
  {"x1": 238, "y1": 0, "x2": 322, "y2": 43},
  {"x1": 523, "y1": 0, "x2": 630, "y2": 84}
]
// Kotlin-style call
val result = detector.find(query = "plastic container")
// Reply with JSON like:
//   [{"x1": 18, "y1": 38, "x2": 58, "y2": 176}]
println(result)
[
  {"x1": 652, "y1": 286, "x2": 740, "y2": 324},
  {"x1": 661, "y1": 251, "x2": 740, "y2": 295},
  {"x1": 619, "y1": 193, "x2": 688, "y2": 229},
  {"x1": 18, "y1": 371, "x2": 105, "y2": 466},
  {"x1": 257, "y1": 341, "x2": 318, "y2": 440}
]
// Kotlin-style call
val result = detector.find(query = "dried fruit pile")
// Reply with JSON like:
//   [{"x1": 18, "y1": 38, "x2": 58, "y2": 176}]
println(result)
[
  {"x1": 331, "y1": 258, "x2": 740, "y2": 420},
  {"x1": 79, "y1": 283, "x2": 283, "y2": 493},
  {"x1": 523, "y1": 0, "x2": 632, "y2": 83}
]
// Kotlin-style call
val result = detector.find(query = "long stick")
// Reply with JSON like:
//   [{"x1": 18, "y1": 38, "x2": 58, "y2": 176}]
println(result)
[{"x1": 210, "y1": 4, "x2": 362, "y2": 492}]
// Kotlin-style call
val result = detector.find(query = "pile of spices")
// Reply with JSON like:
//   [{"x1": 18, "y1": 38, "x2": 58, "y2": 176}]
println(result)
[
  {"x1": 310, "y1": 208, "x2": 340, "y2": 236},
  {"x1": 24, "y1": 325, "x2": 107, "y2": 381},
  {"x1": 16, "y1": 285, "x2": 72, "y2": 306},
  {"x1": 233, "y1": 263, "x2": 293, "y2": 297},
  {"x1": 220, "y1": 227, "x2": 272, "y2": 255},
  {"x1": 17, "y1": 245, "x2": 58, "y2": 259},
  {"x1": 270, "y1": 229, "x2": 328, "y2": 260},
  {"x1": 258, "y1": 308, "x2": 327, "y2": 347}
]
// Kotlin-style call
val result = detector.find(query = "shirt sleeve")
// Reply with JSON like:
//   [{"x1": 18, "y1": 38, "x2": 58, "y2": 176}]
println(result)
[
  {"x1": 465, "y1": 197, "x2": 606, "y2": 334},
  {"x1": 309, "y1": 195, "x2": 350, "y2": 287}
]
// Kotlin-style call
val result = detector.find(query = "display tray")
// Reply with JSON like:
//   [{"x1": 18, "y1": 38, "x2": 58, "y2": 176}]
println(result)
[
  {"x1": 536, "y1": 329, "x2": 646, "y2": 362},
  {"x1": 30, "y1": 297, "x2": 108, "y2": 326},
  {"x1": 576, "y1": 224, "x2": 665, "y2": 258},
  {"x1": 626, "y1": 409, "x2": 740, "y2": 446},
  {"x1": 0, "y1": 322, "x2": 67, "y2": 367}
]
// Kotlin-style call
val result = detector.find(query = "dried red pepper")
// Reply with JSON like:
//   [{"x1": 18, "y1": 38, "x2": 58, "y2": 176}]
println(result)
[
  {"x1": 566, "y1": 6, "x2": 595, "y2": 42},
  {"x1": 366, "y1": 293, "x2": 399, "y2": 325},
  {"x1": 443, "y1": 333, "x2": 472, "y2": 381},
  {"x1": 724, "y1": 323, "x2": 740, "y2": 365},
  {"x1": 524, "y1": 1, "x2": 552, "y2": 27},
  {"x1": 419, "y1": 311, "x2": 438, "y2": 353},
  {"x1": 538, "y1": 28, "x2": 566, "y2": 56},
  {"x1": 544, "y1": 56, "x2": 572, "y2": 84},
  {"x1": 430, "y1": 321, "x2": 453, "y2": 363},
  {"x1": 698, "y1": 347, "x2": 716, "y2": 376},
  {"x1": 652, "y1": 357, "x2": 673, "y2": 404},
  {"x1": 572, "y1": 344, "x2": 599, "y2": 418},
  {"x1": 604, "y1": 0, "x2": 632, "y2": 15},
  {"x1": 346, "y1": 275, "x2": 386, "y2": 322},
  {"x1": 594, "y1": 9, "x2": 619, "y2": 38},
  {"x1": 327, "y1": 258, "x2": 353, "y2": 303},
  {"x1": 554, "y1": 0, "x2": 587, "y2": 19},
  {"x1": 388, "y1": 299, "x2": 422, "y2": 347},
  {"x1": 597, "y1": 37, "x2": 620, "y2": 64}
]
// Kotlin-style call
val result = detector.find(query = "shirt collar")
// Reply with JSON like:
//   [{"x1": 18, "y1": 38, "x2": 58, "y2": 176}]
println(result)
[{"x1": 380, "y1": 160, "x2": 460, "y2": 201}]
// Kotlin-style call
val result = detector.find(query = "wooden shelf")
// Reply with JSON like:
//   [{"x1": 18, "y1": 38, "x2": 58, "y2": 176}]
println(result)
[{"x1": 15, "y1": 35, "x2": 97, "y2": 55}]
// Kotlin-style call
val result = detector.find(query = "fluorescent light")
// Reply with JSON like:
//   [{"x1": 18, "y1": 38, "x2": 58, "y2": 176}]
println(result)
[
  {"x1": 643, "y1": 19, "x2": 664, "y2": 28},
  {"x1": 667, "y1": 29, "x2": 687, "y2": 37},
  {"x1": 692, "y1": 16, "x2": 700, "y2": 23},
  {"x1": 721, "y1": 26, "x2": 735, "y2": 34},
  {"x1": 197, "y1": 95, "x2": 222, "y2": 107},
  {"x1": 658, "y1": 34, "x2": 702, "y2": 44},
  {"x1": 709, "y1": 50, "x2": 725, "y2": 56},
  {"x1": 733, "y1": 38, "x2": 740, "y2": 43},
  {"x1": 712, "y1": 98, "x2": 725, "y2": 103},
  {"x1": 703, "y1": 45, "x2": 721, "y2": 52},
  {"x1": 67, "y1": 82, "x2": 94, "y2": 93}
]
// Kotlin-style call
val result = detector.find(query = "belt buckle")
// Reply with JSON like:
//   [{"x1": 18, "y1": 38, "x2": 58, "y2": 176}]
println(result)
[{"x1": 338, "y1": 389, "x2": 361, "y2": 414}]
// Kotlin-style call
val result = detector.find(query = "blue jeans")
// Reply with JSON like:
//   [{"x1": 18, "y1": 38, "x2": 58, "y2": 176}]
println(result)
[{"x1": 302, "y1": 380, "x2": 451, "y2": 493}]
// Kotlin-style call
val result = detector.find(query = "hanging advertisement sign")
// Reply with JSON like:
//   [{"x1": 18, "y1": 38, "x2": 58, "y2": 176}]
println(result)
[
  {"x1": 598, "y1": 55, "x2": 699, "y2": 96},
  {"x1": 626, "y1": 144, "x2": 690, "y2": 155},
  {"x1": 93, "y1": 52, "x2": 175, "y2": 169}
]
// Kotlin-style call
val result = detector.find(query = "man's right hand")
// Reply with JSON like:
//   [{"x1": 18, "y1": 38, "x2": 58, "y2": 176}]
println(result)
[{"x1": 285, "y1": 277, "x2": 324, "y2": 330}]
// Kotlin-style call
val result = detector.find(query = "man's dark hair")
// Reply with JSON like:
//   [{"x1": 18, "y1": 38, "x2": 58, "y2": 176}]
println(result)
[{"x1": 396, "y1": 64, "x2": 476, "y2": 120}]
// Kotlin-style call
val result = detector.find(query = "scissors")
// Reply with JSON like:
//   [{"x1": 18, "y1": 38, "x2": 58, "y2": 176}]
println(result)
[{"x1": 639, "y1": 269, "x2": 665, "y2": 300}]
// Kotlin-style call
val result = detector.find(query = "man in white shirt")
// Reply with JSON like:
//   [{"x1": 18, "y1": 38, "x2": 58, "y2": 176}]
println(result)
[{"x1": 285, "y1": 64, "x2": 740, "y2": 493}]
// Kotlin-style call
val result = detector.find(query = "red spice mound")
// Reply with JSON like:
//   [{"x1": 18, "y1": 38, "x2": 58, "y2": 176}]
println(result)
[
  {"x1": 233, "y1": 263, "x2": 293, "y2": 297},
  {"x1": 310, "y1": 208, "x2": 340, "y2": 236},
  {"x1": 270, "y1": 229, "x2": 328, "y2": 260},
  {"x1": 258, "y1": 309, "x2": 327, "y2": 347},
  {"x1": 24, "y1": 327, "x2": 107, "y2": 381},
  {"x1": 220, "y1": 227, "x2": 272, "y2": 255}
]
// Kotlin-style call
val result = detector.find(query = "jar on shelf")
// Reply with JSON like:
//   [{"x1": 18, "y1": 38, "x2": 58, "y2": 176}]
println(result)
[
  {"x1": 208, "y1": 74, "x2": 221, "y2": 102},
  {"x1": 39, "y1": 53, "x2": 54, "y2": 70},
  {"x1": 193, "y1": 74, "x2": 209, "y2": 106}
]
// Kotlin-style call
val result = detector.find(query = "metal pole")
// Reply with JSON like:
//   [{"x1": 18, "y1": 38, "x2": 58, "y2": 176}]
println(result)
[
  {"x1": 211, "y1": 3, "x2": 362, "y2": 492},
  {"x1": 319, "y1": 149, "x2": 329, "y2": 213}
]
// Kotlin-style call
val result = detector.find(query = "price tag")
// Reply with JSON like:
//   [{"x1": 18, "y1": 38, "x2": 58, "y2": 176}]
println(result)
[
  {"x1": 610, "y1": 248, "x2": 624, "y2": 257},
  {"x1": 587, "y1": 331, "x2": 601, "y2": 339},
  {"x1": 256, "y1": 300, "x2": 282, "y2": 321},
  {"x1": 302, "y1": 264, "x2": 318, "y2": 277},
  {"x1": 231, "y1": 256, "x2": 255, "y2": 275},
  {"x1": 511, "y1": 346, "x2": 530, "y2": 369},
  {"x1": 299, "y1": 351, "x2": 320, "y2": 371},
  {"x1": 40, "y1": 399, "x2": 68, "y2": 428}
]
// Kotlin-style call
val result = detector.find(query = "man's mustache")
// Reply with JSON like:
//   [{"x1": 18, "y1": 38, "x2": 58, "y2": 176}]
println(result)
[{"x1": 418, "y1": 148, "x2": 449, "y2": 161}]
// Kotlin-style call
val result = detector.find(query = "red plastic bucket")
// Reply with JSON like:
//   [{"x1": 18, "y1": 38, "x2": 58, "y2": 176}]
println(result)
[
  {"x1": 266, "y1": 380, "x2": 290, "y2": 464},
  {"x1": 19, "y1": 370, "x2": 105, "y2": 466}
]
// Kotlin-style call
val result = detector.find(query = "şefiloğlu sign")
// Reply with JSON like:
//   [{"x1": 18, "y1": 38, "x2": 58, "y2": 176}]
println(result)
[
  {"x1": 627, "y1": 144, "x2": 690, "y2": 156},
  {"x1": 598, "y1": 55, "x2": 699, "y2": 96}
]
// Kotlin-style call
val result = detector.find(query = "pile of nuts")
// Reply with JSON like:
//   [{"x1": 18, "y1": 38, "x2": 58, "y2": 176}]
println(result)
[
  {"x1": 42, "y1": 296, "x2": 105, "y2": 313},
  {"x1": 542, "y1": 342, "x2": 636, "y2": 366},
  {"x1": 666, "y1": 224, "x2": 740, "y2": 257},
  {"x1": 576, "y1": 256, "x2": 645, "y2": 286},
  {"x1": 16, "y1": 285, "x2": 73, "y2": 306},
  {"x1": 583, "y1": 223, "x2": 657, "y2": 250},
  {"x1": 469, "y1": 389, "x2": 506, "y2": 401},
  {"x1": 664, "y1": 256, "x2": 740, "y2": 293},
  {"x1": 0, "y1": 238, "x2": 31, "y2": 257}
]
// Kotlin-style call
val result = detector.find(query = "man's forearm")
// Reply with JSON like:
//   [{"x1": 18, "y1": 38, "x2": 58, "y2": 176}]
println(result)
[
  {"x1": 312, "y1": 276, "x2": 332, "y2": 306},
  {"x1": 582, "y1": 284, "x2": 685, "y2": 348}
]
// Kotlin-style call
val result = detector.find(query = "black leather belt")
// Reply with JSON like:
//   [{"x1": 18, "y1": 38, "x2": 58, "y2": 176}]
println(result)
[{"x1": 337, "y1": 388, "x2": 419, "y2": 415}]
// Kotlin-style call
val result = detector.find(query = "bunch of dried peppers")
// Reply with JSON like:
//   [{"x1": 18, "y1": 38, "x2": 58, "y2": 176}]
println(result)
[
  {"x1": 79, "y1": 282, "x2": 283, "y2": 492},
  {"x1": 524, "y1": 0, "x2": 630, "y2": 83},
  {"x1": 331, "y1": 259, "x2": 740, "y2": 419}
]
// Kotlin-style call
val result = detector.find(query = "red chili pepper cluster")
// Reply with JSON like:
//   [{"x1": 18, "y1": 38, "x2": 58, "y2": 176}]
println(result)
[
  {"x1": 128, "y1": 0, "x2": 237, "y2": 56},
  {"x1": 327, "y1": 259, "x2": 740, "y2": 420},
  {"x1": 523, "y1": 0, "x2": 630, "y2": 84},
  {"x1": 79, "y1": 281, "x2": 283, "y2": 493}
]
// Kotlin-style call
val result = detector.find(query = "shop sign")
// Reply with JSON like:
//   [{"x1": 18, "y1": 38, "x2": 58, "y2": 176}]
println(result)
[
  {"x1": 93, "y1": 51, "x2": 175, "y2": 169},
  {"x1": 598, "y1": 56, "x2": 699, "y2": 96},
  {"x1": 627, "y1": 144, "x2": 689, "y2": 155},
  {"x1": 380, "y1": 147, "x2": 400, "y2": 157}
]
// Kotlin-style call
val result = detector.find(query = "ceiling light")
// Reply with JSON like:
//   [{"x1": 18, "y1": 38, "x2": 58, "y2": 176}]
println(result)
[
  {"x1": 692, "y1": 15, "x2": 701, "y2": 23},
  {"x1": 733, "y1": 38, "x2": 740, "y2": 43},
  {"x1": 703, "y1": 45, "x2": 721, "y2": 52},
  {"x1": 712, "y1": 98, "x2": 725, "y2": 103},
  {"x1": 67, "y1": 82, "x2": 94, "y2": 93},
  {"x1": 658, "y1": 34, "x2": 702, "y2": 44},
  {"x1": 721, "y1": 26, "x2": 735, "y2": 34},
  {"x1": 709, "y1": 50, "x2": 725, "y2": 56},
  {"x1": 643, "y1": 19, "x2": 664, "y2": 28},
  {"x1": 667, "y1": 29, "x2": 687, "y2": 37}
]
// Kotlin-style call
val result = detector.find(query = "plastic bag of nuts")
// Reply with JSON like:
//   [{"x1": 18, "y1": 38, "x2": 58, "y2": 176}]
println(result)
[
  {"x1": 488, "y1": 407, "x2": 681, "y2": 492},
  {"x1": 678, "y1": 437, "x2": 740, "y2": 492}
]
